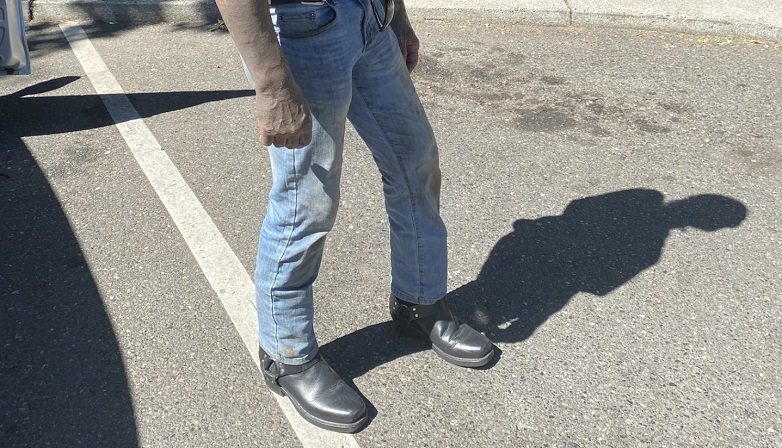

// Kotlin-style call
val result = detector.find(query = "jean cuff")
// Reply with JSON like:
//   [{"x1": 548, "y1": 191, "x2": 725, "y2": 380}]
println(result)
[
  {"x1": 391, "y1": 287, "x2": 443, "y2": 306},
  {"x1": 259, "y1": 342, "x2": 319, "y2": 366}
]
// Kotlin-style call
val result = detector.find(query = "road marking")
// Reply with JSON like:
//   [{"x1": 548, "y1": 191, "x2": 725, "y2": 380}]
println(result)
[{"x1": 60, "y1": 23, "x2": 361, "y2": 448}]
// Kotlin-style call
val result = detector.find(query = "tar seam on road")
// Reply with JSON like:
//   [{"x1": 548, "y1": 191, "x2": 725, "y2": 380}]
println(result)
[
  {"x1": 59, "y1": 23, "x2": 362, "y2": 448},
  {"x1": 562, "y1": 0, "x2": 574, "y2": 25}
]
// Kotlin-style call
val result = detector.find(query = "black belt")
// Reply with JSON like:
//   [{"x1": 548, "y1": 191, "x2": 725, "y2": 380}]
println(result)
[{"x1": 269, "y1": 0, "x2": 318, "y2": 5}]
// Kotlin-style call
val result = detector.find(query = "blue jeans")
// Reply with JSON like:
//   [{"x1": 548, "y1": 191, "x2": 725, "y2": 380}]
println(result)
[{"x1": 249, "y1": 0, "x2": 447, "y2": 365}]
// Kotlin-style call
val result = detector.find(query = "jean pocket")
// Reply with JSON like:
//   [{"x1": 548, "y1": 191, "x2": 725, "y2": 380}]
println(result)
[{"x1": 274, "y1": 2, "x2": 338, "y2": 39}]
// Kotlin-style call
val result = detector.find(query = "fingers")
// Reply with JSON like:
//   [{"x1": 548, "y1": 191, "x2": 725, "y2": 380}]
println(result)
[
  {"x1": 407, "y1": 38, "x2": 420, "y2": 71},
  {"x1": 259, "y1": 129, "x2": 312, "y2": 149},
  {"x1": 406, "y1": 43, "x2": 419, "y2": 72},
  {"x1": 259, "y1": 133, "x2": 274, "y2": 147},
  {"x1": 272, "y1": 135, "x2": 289, "y2": 148},
  {"x1": 397, "y1": 38, "x2": 408, "y2": 68},
  {"x1": 298, "y1": 132, "x2": 312, "y2": 148},
  {"x1": 397, "y1": 35, "x2": 419, "y2": 72}
]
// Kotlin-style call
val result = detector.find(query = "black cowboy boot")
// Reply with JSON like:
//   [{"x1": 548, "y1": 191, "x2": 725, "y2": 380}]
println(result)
[
  {"x1": 260, "y1": 347, "x2": 368, "y2": 433},
  {"x1": 389, "y1": 295, "x2": 495, "y2": 367}
]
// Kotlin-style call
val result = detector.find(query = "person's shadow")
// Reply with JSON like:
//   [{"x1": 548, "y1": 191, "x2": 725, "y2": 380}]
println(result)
[{"x1": 322, "y1": 189, "x2": 747, "y2": 382}]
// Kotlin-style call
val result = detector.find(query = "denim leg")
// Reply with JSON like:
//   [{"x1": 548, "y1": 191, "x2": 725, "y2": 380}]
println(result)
[
  {"x1": 254, "y1": 1, "x2": 362, "y2": 365},
  {"x1": 347, "y1": 28, "x2": 448, "y2": 305},
  {"x1": 254, "y1": 117, "x2": 345, "y2": 365}
]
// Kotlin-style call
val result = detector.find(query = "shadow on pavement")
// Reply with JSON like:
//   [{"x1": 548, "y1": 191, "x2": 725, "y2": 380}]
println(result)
[
  {"x1": 0, "y1": 158, "x2": 139, "y2": 448},
  {"x1": 3, "y1": 77, "x2": 253, "y2": 136},
  {"x1": 323, "y1": 189, "x2": 747, "y2": 380},
  {"x1": 0, "y1": 78, "x2": 138, "y2": 448},
  {"x1": 0, "y1": 76, "x2": 250, "y2": 446}
]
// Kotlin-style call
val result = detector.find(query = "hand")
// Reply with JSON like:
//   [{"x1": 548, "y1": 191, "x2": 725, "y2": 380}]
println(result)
[
  {"x1": 255, "y1": 70, "x2": 312, "y2": 149},
  {"x1": 389, "y1": 4, "x2": 419, "y2": 72},
  {"x1": 215, "y1": 0, "x2": 313, "y2": 148}
]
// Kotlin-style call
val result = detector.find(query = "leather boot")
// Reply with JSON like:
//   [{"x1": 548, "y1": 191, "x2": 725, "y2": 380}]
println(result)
[
  {"x1": 389, "y1": 295, "x2": 495, "y2": 367},
  {"x1": 260, "y1": 347, "x2": 368, "y2": 433}
]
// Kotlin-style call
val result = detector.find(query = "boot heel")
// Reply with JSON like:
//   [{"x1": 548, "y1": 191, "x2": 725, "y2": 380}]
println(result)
[
  {"x1": 393, "y1": 317, "x2": 421, "y2": 338},
  {"x1": 262, "y1": 368, "x2": 285, "y2": 396}
]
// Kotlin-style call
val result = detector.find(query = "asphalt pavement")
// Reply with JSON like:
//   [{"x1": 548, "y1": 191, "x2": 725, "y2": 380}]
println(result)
[
  {"x1": 19, "y1": 0, "x2": 782, "y2": 39},
  {"x1": 2, "y1": 3, "x2": 782, "y2": 448}
]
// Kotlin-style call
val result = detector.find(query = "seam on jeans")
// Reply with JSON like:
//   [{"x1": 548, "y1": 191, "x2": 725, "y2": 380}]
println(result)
[
  {"x1": 268, "y1": 148, "x2": 299, "y2": 359},
  {"x1": 352, "y1": 76, "x2": 427, "y2": 300}
]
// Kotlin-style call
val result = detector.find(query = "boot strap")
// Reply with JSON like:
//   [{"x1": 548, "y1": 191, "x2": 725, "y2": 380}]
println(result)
[
  {"x1": 262, "y1": 352, "x2": 322, "y2": 386},
  {"x1": 392, "y1": 299, "x2": 438, "y2": 321}
]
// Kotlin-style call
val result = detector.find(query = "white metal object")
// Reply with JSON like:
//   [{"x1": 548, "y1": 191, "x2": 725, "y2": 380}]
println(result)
[{"x1": 0, "y1": 0, "x2": 31, "y2": 75}]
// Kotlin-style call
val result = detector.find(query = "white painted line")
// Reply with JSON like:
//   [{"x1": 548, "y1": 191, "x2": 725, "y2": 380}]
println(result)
[{"x1": 60, "y1": 23, "x2": 361, "y2": 448}]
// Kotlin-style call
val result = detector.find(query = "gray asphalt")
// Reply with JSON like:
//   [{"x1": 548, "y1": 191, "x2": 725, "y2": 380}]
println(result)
[
  {"x1": 21, "y1": 0, "x2": 782, "y2": 39},
  {"x1": 2, "y1": 8, "x2": 782, "y2": 448}
]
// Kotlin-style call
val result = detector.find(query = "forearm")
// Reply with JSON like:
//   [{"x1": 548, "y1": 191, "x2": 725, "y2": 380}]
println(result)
[
  {"x1": 215, "y1": 0, "x2": 289, "y2": 93},
  {"x1": 393, "y1": 0, "x2": 409, "y2": 20},
  {"x1": 390, "y1": 0, "x2": 416, "y2": 40}
]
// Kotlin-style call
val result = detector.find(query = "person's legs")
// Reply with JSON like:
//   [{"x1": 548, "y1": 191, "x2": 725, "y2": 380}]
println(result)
[
  {"x1": 347, "y1": 23, "x2": 447, "y2": 304},
  {"x1": 347, "y1": 23, "x2": 495, "y2": 367},
  {"x1": 247, "y1": 0, "x2": 370, "y2": 433},
  {"x1": 252, "y1": 0, "x2": 362, "y2": 365}
]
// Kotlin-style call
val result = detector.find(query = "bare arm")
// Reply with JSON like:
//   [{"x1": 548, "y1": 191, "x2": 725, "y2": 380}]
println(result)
[{"x1": 215, "y1": 0, "x2": 312, "y2": 148}]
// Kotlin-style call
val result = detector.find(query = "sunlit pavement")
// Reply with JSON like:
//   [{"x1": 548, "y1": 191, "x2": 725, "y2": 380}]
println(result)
[{"x1": 2, "y1": 11, "x2": 781, "y2": 447}]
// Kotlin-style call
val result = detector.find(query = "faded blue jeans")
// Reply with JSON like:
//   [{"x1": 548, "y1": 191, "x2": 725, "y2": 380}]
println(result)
[{"x1": 249, "y1": 0, "x2": 447, "y2": 365}]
